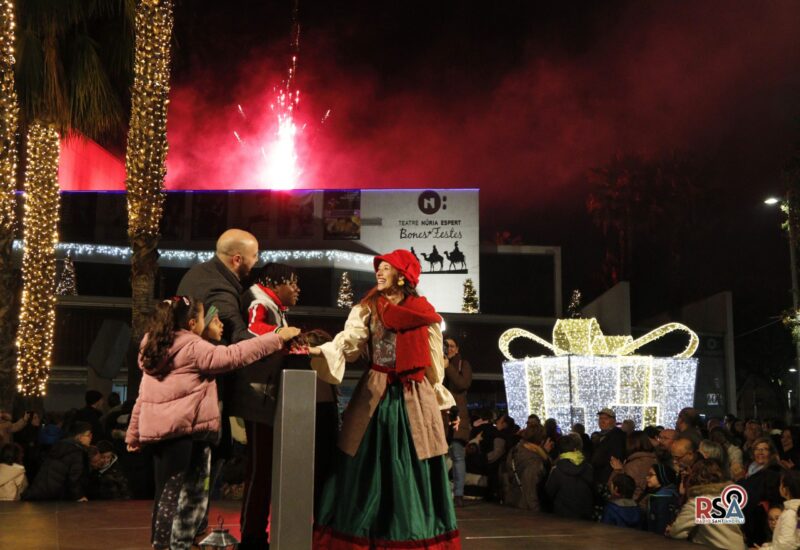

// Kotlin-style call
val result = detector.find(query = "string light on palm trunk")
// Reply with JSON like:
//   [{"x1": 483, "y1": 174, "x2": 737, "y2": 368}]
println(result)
[
  {"x1": 17, "y1": 123, "x2": 60, "y2": 396},
  {"x1": 0, "y1": 0, "x2": 18, "y2": 234},
  {"x1": 125, "y1": 0, "x2": 173, "y2": 240}
]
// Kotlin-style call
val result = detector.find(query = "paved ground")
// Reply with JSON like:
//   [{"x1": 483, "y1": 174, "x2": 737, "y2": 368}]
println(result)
[{"x1": 0, "y1": 499, "x2": 698, "y2": 549}]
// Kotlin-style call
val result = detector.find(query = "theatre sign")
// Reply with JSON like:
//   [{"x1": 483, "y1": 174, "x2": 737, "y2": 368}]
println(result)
[{"x1": 358, "y1": 189, "x2": 480, "y2": 314}]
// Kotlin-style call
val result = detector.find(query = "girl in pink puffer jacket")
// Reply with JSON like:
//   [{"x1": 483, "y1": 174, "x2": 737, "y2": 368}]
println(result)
[{"x1": 126, "y1": 296, "x2": 299, "y2": 550}]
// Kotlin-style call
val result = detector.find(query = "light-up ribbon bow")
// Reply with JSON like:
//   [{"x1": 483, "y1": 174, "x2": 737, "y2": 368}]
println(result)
[{"x1": 499, "y1": 318, "x2": 699, "y2": 361}]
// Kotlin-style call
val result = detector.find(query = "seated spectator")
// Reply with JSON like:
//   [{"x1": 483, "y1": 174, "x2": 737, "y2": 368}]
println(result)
[
  {"x1": 0, "y1": 443, "x2": 28, "y2": 501},
  {"x1": 644, "y1": 425, "x2": 661, "y2": 450},
  {"x1": 72, "y1": 390, "x2": 104, "y2": 444},
  {"x1": 608, "y1": 430, "x2": 657, "y2": 504},
  {"x1": 501, "y1": 424, "x2": 550, "y2": 511},
  {"x1": 765, "y1": 503, "x2": 783, "y2": 544},
  {"x1": 0, "y1": 410, "x2": 28, "y2": 447},
  {"x1": 86, "y1": 441, "x2": 131, "y2": 500},
  {"x1": 620, "y1": 419, "x2": 636, "y2": 435},
  {"x1": 38, "y1": 412, "x2": 64, "y2": 448},
  {"x1": 759, "y1": 469, "x2": 800, "y2": 549},
  {"x1": 699, "y1": 439, "x2": 730, "y2": 478},
  {"x1": 676, "y1": 407, "x2": 703, "y2": 444},
  {"x1": 22, "y1": 421, "x2": 92, "y2": 502},
  {"x1": 642, "y1": 462, "x2": 680, "y2": 536},
  {"x1": 100, "y1": 392, "x2": 123, "y2": 440},
  {"x1": 671, "y1": 436, "x2": 700, "y2": 478},
  {"x1": 487, "y1": 413, "x2": 516, "y2": 499},
  {"x1": 709, "y1": 426, "x2": 745, "y2": 480},
  {"x1": 743, "y1": 419, "x2": 764, "y2": 455},
  {"x1": 741, "y1": 436, "x2": 784, "y2": 546},
  {"x1": 571, "y1": 423, "x2": 593, "y2": 458},
  {"x1": 779, "y1": 426, "x2": 800, "y2": 470},
  {"x1": 668, "y1": 458, "x2": 746, "y2": 549},
  {"x1": 601, "y1": 474, "x2": 643, "y2": 528},
  {"x1": 545, "y1": 433, "x2": 594, "y2": 520}
]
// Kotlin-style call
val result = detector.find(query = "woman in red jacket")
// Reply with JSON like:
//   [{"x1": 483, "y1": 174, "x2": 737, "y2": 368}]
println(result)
[{"x1": 126, "y1": 296, "x2": 299, "y2": 550}]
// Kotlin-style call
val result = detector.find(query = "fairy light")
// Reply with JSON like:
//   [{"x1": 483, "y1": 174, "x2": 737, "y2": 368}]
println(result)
[
  {"x1": 10, "y1": 240, "x2": 375, "y2": 269},
  {"x1": 125, "y1": 0, "x2": 172, "y2": 240},
  {"x1": 499, "y1": 318, "x2": 699, "y2": 360},
  {"x1": 504, "y1": 355, "x2": 698, "y2": 432},
  {"x1": 500, "y1": 317, "x2": 699, "y2": 431},
  {"x1": 17, "y1": 123, "x2": 60, "y2": 396},
  {"x1": 0, "y1": 0, "x2": 18, "y2": 235}
]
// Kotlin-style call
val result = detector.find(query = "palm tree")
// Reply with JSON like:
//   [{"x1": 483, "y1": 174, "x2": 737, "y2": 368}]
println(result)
[
  {"x1": 125, "y1": 0, "x2": 173, "y2": 397},
  {"x1": 13, "y1": 0, "x2": 133, "y2": 396},
  {"x1": 0, "y1": 0, "x2": 20, "y2": 410}
]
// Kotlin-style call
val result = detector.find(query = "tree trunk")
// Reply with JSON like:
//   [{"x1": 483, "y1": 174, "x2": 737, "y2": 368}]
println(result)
[
  {"x1": 17, "y1": 122, "x2": 59, "y2": 397},
  {"x1": 0, "y1": 231, "x2": 18, "y2": 411},
  {"x1": 127, "y1": 234, "x2": 159, "y2": 397},
  {"x1": 124, "y1": 0, "x2": 173, "y2": 399},
  {"x1": 0, "y1": 0, "x2": 21, "y2": 412}
]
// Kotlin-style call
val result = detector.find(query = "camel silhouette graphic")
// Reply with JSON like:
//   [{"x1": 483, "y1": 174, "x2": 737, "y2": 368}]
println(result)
[
  {"x1": 444, "y1": 242, "x2": 466, "y2": 270},
  {"x1": 420, "y1": 246, "x2": 444, "y2": 272}
]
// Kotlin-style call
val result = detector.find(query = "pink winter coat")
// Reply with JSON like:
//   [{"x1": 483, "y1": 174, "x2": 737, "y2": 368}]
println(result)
[{"x1": 126, "y1": 329, "x2": 283, "y2": 446}]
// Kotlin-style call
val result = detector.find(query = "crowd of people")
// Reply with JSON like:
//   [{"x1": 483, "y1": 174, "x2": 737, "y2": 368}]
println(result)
[
  {"x1": 457, "y1": 404, "x2": 800, "y2": 549},
  {"x1": 7, "y1": 228, "x2": 800, "y2": 550},
  {"x1": 0, "y1": 391, "x2": 134, "y2": 503}
]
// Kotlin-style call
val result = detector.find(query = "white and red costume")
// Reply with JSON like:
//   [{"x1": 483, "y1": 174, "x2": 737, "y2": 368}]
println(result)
[{"x1": 247, "y1": 283, "x2": 288, "y2": 336}]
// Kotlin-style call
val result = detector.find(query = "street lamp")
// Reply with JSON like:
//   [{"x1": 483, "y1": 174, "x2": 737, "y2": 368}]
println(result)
[{"x1": 766, "y1": 195, "x2": 800, "y2": 420}]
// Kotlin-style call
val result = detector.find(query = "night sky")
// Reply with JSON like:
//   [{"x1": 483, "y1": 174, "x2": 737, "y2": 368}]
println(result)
[{"x1": 164, "y1": 1, "x2": 800, "y2": 377}]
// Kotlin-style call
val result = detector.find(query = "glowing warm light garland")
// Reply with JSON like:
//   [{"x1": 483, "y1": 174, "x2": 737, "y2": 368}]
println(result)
[
  {"x1": 0, "y1": 0, "x2": 19, "y2": 406},
  {"x1": 500, "y1": 317, "x2": 699, "y2": 431},
  {"x1": 499, "y1": 318, "x2": 699, "y2": 360},
  {"x1": 0, "y1": 0, "x2": 17, "y2": 234},
  {"x1": 125, "y1": 0, "x2": 171, "y2": 240},
  {"x1": 125, "y1": 0, "x2": 173, "y2": 346},
  {"x1": 17, "y1": 123, "x2": 60, "y2": 396}
]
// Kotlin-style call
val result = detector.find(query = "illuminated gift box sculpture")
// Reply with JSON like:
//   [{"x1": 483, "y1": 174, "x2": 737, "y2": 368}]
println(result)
[{"x1": 500, "y1": 319, "x2": 699, "y2": 432}]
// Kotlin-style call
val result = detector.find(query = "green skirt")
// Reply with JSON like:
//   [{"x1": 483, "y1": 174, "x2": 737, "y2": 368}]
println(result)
[{"x1": 314, "y1": 383, "x2": 460, "y2": 550}]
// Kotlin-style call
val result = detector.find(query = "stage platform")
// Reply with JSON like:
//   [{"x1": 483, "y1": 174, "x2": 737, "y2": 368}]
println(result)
[{"x1": 0, "y1": 499, "x2": 697, "y2": 549}]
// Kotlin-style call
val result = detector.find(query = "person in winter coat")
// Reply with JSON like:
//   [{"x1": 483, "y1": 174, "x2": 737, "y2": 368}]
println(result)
[
  {"x1": 759, "y1": 469, "x2": 800, "y2": 549},
  {"x1": 125, "y1": 295, "x2": 300, "y2": 550},
  {"x1": 601, "y1": 474, "x2": 643, "y2": 528},
  {"x1": 642, "y1": 462, "x2": 680, "y2": 535},
  {"x1": 741, "y1": 436, "x2": 784, "y2": 546},
  {"x1": 501, "y1": 424, "x2": 550, "y2": 511},
  {"x1": 668, "y1": 458, "x2": 747, "y2": 549},
  {"x1": 546, "y1": 433, "x2": 594, "y2": 520},
  {"x1": 591, "y1": 408, "x2": 627, "y2": 490},
  {"x1": 86, "y1": 442, "x2": 131, "y2": 500},
  {"x1": 22, "y1": 421, "x2": 93, "y2": 502},
  {"x1": 0, "y1": 443, "x2": 28, "y2": 500},
  {"x1": 444, "y1": 334, "x2": 472, "y2": 508},
  {"x1": 608, "y1": 430, "x2": 658, "y2": 505}
]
